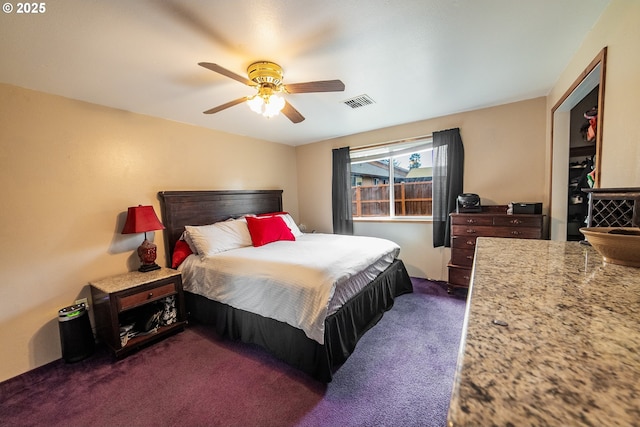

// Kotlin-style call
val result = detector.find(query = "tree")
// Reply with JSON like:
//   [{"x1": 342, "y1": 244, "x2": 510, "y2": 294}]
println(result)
[{"x1": 409, "y1": 153, "x2": 421, "y2": 169}]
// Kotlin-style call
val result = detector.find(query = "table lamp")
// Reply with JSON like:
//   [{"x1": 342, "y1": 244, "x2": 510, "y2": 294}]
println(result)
[{"x1": 121, "y1": 205, "x2": 165, "y2": 272}]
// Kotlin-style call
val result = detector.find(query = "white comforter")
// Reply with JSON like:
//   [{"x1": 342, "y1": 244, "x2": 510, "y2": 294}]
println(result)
[{"x1": 178, "y1": 233, "x2": 400, "y2": 344}]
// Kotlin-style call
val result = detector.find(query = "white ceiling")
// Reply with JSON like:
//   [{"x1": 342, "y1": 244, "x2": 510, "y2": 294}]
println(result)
[{"x1": 1, "y1": 0, "x2": 609, "y2": 146}]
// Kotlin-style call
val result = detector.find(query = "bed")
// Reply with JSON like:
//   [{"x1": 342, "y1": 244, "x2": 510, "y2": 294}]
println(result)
[{"x1": 158, "y1": 189, "x2": 413, "y2": 382}]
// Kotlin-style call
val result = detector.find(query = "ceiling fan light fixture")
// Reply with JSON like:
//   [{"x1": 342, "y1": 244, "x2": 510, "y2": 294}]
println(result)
[
  {"x1": 247, "y1": 94, "x2": 265, "y2": 114},
  {"x1": 247, "y1": 61, "x2": 284, "y2": 86},
  {"x1": 200, "y1": 60, "x2": 343, "y2": 123},
  {"x1": 263, "y1": 94, "x2": 285, "y2": 118},
  {"x1": 247, "y1": 84, "x2": 285, "y2": 118}
]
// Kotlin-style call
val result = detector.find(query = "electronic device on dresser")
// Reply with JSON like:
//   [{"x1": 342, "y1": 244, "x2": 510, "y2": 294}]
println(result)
[
  {"x1": 457, "y1": 193, "x2": 481, "y2": 213},
  {"x1": 448, "y1": 205, "x2": 543, "y2": 294}
]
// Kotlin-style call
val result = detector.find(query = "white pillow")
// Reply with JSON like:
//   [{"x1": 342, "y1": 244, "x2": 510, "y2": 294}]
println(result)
[
  {"x1": 185, "y1": 218, "x2": 252, "y2": 257},
  {"x1": 279, "y1": 213, "x2": 303, "y2": 238}
]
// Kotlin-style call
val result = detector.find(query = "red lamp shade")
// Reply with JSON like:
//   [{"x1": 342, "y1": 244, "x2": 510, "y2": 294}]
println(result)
[{"x1": 122, "y1": 205, "x2": 165, "y2": 272}]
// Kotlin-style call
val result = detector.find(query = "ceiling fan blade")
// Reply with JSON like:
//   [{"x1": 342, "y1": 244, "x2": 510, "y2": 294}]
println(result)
[
  {"x1": 198, "y1": 62, "x2": 254, "y2": 86},
  {"x1": 281, "y1": 101, "x2": 305, "y2": 123},
  {"x1": 284, "y1": 80, "x2": 345, "y2": 94},
  {"x1": 203, "y1": 97, "x2": 247, "y2": 114}
]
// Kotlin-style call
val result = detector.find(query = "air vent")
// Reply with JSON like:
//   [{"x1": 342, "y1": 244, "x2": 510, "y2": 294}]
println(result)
[{"x1": 342, "y1": 94, "x2": 375, "y2": 109}]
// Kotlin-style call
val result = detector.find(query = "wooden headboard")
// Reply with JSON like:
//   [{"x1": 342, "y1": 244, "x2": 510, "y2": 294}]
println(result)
[{"x1": 157, "y1": 190, "x2": 283, "y2": 267}]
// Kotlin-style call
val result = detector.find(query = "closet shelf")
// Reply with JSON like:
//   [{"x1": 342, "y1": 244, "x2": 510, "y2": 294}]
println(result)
[{"x1": 569, "y1": 145, "x2": 596, "y2": 158}]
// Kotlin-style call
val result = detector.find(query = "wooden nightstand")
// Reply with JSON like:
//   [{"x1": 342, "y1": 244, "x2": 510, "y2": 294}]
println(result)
[{"x1": 90, "y1": 268, "x2": 186, "y2": 358}]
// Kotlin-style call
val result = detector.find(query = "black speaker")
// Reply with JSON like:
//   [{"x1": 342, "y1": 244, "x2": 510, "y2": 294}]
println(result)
[{"x1": 58, "y1": 303, "x2": 95, "y2": 363}]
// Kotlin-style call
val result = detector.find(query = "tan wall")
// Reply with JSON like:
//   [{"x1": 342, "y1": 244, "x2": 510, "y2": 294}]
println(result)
[
  {"x1": 546, "y1": 0, "x2": 640, "y2": 191},
  {"x1": 296, "y1": 97, "x2": 547, "y2": 279},
  {"x1": 0, "y1": 84, "x2": 298, "y2": 382}
]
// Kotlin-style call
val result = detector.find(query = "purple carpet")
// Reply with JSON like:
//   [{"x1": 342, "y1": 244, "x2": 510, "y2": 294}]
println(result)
[{"x1": 0, "y1": 278, "x2": 466, "y2": 427}]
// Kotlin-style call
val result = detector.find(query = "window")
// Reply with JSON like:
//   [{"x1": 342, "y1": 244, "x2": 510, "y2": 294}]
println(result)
[{"x1": 350, "y1": 137, "x2": 433, "y2": 218}]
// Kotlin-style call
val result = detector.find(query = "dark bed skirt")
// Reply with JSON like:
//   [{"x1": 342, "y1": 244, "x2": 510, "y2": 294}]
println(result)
[{"x1": 184, "y1": 259, "x2": 413, "y2": 382}]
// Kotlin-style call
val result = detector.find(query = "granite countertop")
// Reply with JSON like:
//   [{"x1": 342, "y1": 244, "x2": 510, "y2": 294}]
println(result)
[{"x1": 448, "y1": 237, "x2": 640, "y2": 427}]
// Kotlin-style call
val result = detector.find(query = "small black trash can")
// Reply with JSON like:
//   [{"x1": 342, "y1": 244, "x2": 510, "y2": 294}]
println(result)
[{"x1": 58, "y1": 302, "x2": 94, "y2": 363}]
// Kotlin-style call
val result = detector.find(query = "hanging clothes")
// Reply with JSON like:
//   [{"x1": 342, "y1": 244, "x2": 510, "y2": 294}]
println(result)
[{"x1": 582, "y1": 107, "x2": 598, "y2": 142}]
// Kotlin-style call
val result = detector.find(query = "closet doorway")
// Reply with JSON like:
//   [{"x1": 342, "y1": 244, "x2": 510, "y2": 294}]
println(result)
[{"x1": 550, "y1": 48, "x2": 606, "y2": 241}]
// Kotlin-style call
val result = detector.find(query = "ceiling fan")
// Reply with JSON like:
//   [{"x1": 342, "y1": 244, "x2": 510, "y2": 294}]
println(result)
[{"x1": 198, "y1": 61, "x2": 345, "y2": 123}]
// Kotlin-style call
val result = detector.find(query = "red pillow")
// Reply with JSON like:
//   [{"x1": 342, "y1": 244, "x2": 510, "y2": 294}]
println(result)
[
  {"x1": 245, "y1": 215, "x2": 295, "y2": 247},
  {"x1": 172, "y1": 240, "x2": 193, "y2": 268}
]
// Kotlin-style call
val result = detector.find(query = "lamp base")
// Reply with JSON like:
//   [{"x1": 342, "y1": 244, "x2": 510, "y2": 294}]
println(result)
[
  {"x1": 137, "y1": 238, "x2": 160, "y2": 272},
  {"x1": 138, "y1": 263, "x2": 161, "y2": 273}
]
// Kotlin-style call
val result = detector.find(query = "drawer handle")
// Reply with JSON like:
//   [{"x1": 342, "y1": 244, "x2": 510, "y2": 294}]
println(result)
[
  {"x1": 466, "y1": 255, "x2": 473, "y2": 260},
  {"x1": 510, "y1": 219, "x2": 522, "y2": 225},
  {"x1": 511, "y1": 231, "x2": 521, "y2": 236},
  {"x1": 147, "y1": 292, "x2": 154, "y2": 299},
  {"x1": 466, "y1": 229, "x2": 476, "y2": 234},
  {"x1": 463, "y1": 275, "x2": 470, "y2": 280},
  {"x1": 466, "y1": 219, "x2": 477, "y2": 224},
  {"x1": 466, "y1": 240, "x2": 475, "y2": 245}
]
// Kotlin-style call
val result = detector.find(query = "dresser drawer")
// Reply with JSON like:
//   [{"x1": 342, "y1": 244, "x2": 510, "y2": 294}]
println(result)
[
  {"x1": 493, "y1": 216, "x2": 542, "y2": 228},
  {"x1": 451, "y1": 215, "x2": 494, "y2": 226},
  {"x1": 451, "y1": 225, "x2": 496, "y2": 237},
  {"x1": 451, "y1": 235, "x2": 478, "y2": 250},
  {"x1": 448, "y1": 266, "x2": 472, "y2": 287},
  {"x1": 451, "y1": 248, "x2": 475, "y2": 267},
  {"x1": 117, "y1": 282, "x2": 177, "y2": 311},
  {"x1": 489, "y1": 227, "x2": 542, "y2": 239}
]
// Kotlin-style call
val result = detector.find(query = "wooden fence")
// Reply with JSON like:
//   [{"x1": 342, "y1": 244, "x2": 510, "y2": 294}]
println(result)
[{"x1": 352, "y1": 181, "x2": 433, "y2": 216}]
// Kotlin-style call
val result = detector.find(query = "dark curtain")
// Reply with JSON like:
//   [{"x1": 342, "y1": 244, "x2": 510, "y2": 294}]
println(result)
[
  {"x1": 432, "y1": 128, "x2": 464, "y2": 247},
  {"x1": 332, "y1": 147, "x2": 353, "y2": 235}
]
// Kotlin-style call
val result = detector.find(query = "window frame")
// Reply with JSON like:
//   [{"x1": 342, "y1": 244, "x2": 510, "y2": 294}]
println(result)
[{"x1": 350, "y1": 136, "x2": 434, "y2": 220}]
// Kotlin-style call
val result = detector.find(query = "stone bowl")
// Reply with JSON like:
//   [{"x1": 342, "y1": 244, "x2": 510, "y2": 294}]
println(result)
[{"x1": 580, "y1": 227, "x2": 640, "y2": 267}]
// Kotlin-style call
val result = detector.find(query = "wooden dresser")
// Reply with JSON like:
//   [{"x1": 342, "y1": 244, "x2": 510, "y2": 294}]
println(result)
[{"x1": 448, "y1": 206, "x2": 543, "y2": 293}]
